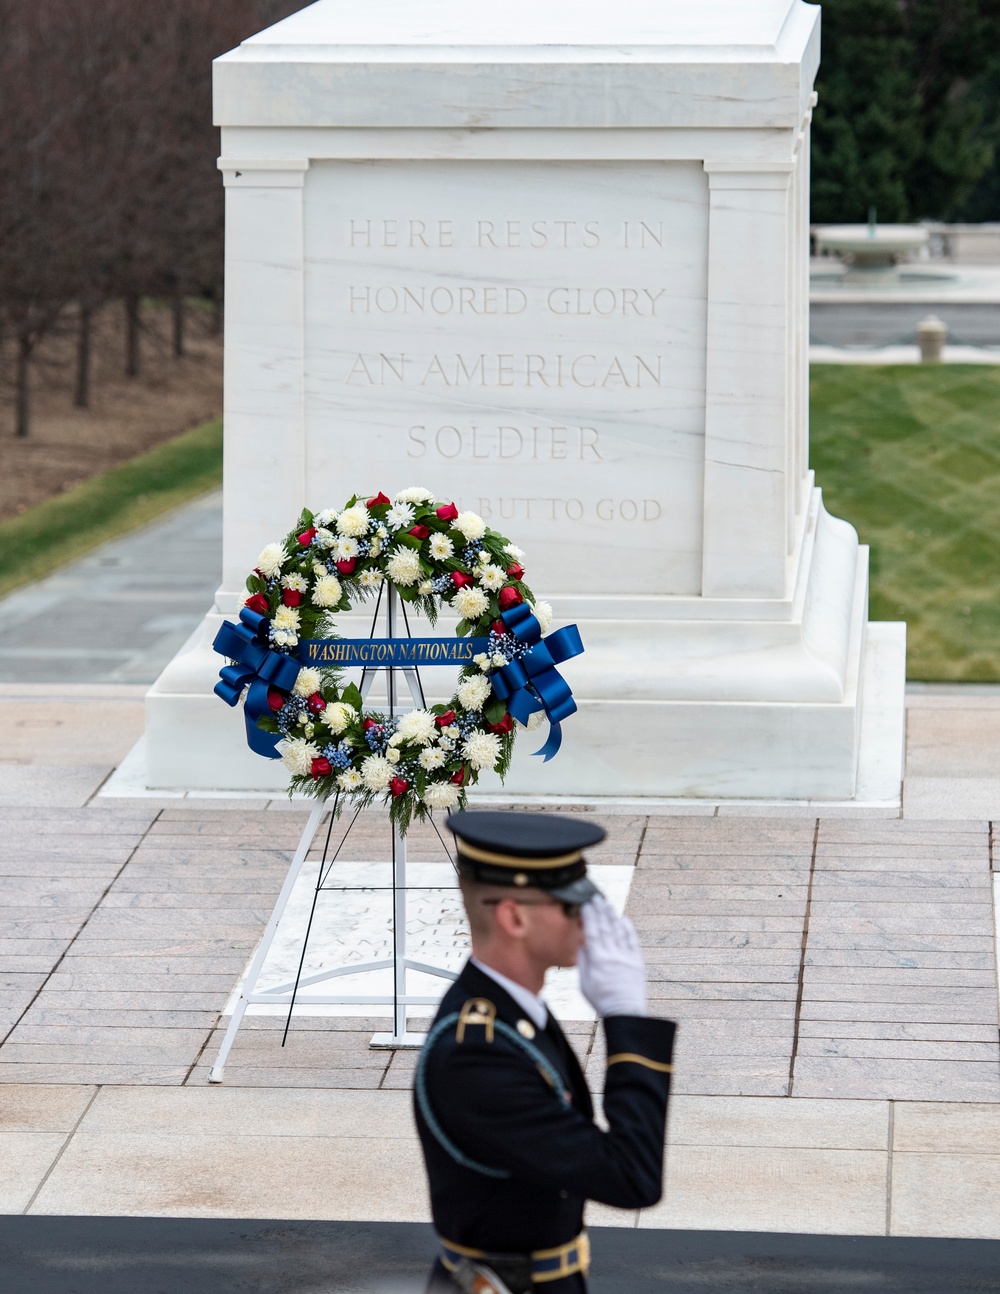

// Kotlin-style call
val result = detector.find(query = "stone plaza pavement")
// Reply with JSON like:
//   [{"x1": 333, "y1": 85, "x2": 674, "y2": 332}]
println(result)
[{"x1": 0, "y1": 494, "x2": 999, "y2": 1242}]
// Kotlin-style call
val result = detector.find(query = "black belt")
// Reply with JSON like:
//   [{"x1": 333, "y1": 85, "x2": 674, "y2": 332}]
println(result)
[{"x1": 439, "y1": 1230, "x2": 590, "y2": 1284}]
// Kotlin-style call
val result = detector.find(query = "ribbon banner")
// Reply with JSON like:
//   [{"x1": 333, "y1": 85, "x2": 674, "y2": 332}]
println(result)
[
  {"x1": 300, "y1": 637, "x2": 489, "y2": 667},
  {"x1": 212, "y1": 607, "x2": 302, "y2": 758},
  {"x1": 489, "y1": 604, "x2": 584, "y2": 761},
  {"x1": 213, "y1": 607, "x2": 583, "y2": 763}
]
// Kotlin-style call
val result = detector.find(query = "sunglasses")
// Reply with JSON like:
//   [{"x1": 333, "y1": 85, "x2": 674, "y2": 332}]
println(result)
[{"x1": 481, "y1": 897, "x2": 582, "y2": 919}]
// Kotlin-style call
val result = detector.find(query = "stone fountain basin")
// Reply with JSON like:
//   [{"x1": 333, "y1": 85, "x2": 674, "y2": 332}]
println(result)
[{"x1": 814, "y1": 224, "x2": 929, "y2": 264}]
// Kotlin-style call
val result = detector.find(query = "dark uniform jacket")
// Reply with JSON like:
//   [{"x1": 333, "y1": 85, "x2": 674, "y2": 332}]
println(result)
[{"x1": 414, "y1": 960, "x2": 676, "y2": 1293}]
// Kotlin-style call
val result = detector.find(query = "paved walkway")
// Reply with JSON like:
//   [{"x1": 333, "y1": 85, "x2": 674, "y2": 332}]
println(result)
[{"x1": 0, "y1": 495, "x2": 999, "y2": 1245}]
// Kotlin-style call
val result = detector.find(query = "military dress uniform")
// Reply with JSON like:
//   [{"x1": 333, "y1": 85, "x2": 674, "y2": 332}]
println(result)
[{"x1": 414, "y1": 812, "x2": 676, "y2": 1294}]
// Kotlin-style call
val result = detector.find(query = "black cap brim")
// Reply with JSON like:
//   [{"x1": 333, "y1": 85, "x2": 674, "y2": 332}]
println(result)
[{"x1": 549, "y1": 875, "x2": 601, "y2": 905}]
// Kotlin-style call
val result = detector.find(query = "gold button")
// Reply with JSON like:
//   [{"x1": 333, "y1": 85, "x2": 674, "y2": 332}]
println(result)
[
  {"x1": 514, "y1": 872, "x2": 528, "y2": 886},
  {"x1": 516, "y1": 1019, "x2": 536, "y2": 1039}
]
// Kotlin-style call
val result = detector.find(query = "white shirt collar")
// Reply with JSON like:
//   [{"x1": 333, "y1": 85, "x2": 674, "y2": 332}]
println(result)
[{"x1": 471, "y1": 957, "x2": 548, "y2": 1030}]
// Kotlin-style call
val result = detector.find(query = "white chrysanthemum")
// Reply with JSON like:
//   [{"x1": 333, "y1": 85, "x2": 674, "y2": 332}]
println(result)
[
  {"x1": 454, "y1": 511, "x2": 486, "y2": 542},
  {"x1": 419, "y1": 747, "x2": 446, "y2": 771},
  {"x1": 461, "y1": 730, "x2": 501, "y2": 771},
  {"x1": 314, "y1": 508, "x2": 337, "y2": 527},
  {"x1": 386, "y1": 547, "x2": 422, "y2": 587},
  {"x1": 397, "y1": 708, "x2": 437, "y2": 746},
  {"x1": 504, "y1": 544, "x2": 525, "y2": 561},
  {"x1": 274, "y1": 605, "x2": 300, "y2": 631},
  {"x1": 293, "y1": 667, "x2": 322, "y2": 698},
  {"x1": 457, "y1": 674, "x2": 491, "y2": 711},
  {"x1": 428, "y1": 533, "x2": 454, "y2": 561},
  {"x1": 337, "y1": 505, "x2": 370, "y2": 537},
  {"x1": 386, "y1": 747, "x2": 401, "y2": 765},
  {"x1": 358, "y1": 570, "x2": 383, "y2": 588},
  {"x1": 276, "y1": 737, "x2": 320, "y2": 776},
  {"x1": 272, "y1": 628, "x2": 298, "y2": 648},
  {"x1": 418, "y1": 580, "x2": 433, "y2": 596},
  {"x1": 315, "y1": 527, "x2": 336, "y2": 549},
  {"x1": 395, "y1": 486, "x2": 434, "y2": 504},
  {"x1": 312, "y1": 574, "x2": 343, "y2": 607},
  {"x1": 281, "y1": 572, "x2": 307, "y2": 592},
  {"x1": 385, "y1": 502, "x2": 415, "y2": 530},
  {"x1": 322, "y1": 701, "x2": 355, "y2": 734},
  {"x1": 453, "y1": 586, "x2": 489, "y2": 620},
  {"x1": 479, "y1": 565, "x2": 506, "y2": 591},
  {"x1": 338, "y1": 768, "x2": 363, "y2": 791},
  {"x1": 334, "y1": 537, "x2": 359, "y2": 560},
  {"x1": 361, "y1": 754, "x2": 392, "y2": 791},
  {"x1": 533, "y1": 600, "x2": 553, "y2": 634},
  {"x1": 423, "y1": 781, "x2": 460, "y2": 810},
  {"x1": 257, "y1": 543, "x2": 287, "y2": 578}
]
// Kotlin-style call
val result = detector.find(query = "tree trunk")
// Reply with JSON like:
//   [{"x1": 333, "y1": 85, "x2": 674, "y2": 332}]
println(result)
[
  {"x1": 15, "y1": 335, "x2": 31, "y2": 438},
  {"x1": 210, "y1": 286, "x2": 223, "y2": 336},
  {"x1": 172, "y1": 291, "x2": 184, "y2": 358},
  {"x1": 74, "y1": 301, "x2": 93, "y2": 408},
  {"x1": 124, "y1": 293, "x2": 141, "y2": 376}
]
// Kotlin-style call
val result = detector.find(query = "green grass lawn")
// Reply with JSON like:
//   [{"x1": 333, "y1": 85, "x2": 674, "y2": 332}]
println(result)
[
  {"x1": 811, "y1": 364, "x2": 1000, "y2": 681},
  {"x1": 0, "y1": 417, "x2": 222, "y2": 599}
]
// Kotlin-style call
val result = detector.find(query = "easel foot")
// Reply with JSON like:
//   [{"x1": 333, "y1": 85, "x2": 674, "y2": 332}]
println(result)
[{"x1": 370, "y1": 1031, "x2": 428, "y2": 1049}]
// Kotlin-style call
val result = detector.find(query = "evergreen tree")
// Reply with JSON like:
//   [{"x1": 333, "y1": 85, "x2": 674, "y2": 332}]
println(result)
[{"x1": 812, "y1": 0, "x2": 1000, "y2": 222}]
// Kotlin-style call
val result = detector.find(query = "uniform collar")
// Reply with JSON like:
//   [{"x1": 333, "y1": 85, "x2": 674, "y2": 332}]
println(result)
[{"x1": 470, "y1": 957, "x2": 548, "y2": 1030}]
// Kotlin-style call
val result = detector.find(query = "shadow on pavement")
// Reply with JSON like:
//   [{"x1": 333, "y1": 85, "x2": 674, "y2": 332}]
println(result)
[{"x1": 2, "y1": 1219, "x2": 1000, "y2": 1293}]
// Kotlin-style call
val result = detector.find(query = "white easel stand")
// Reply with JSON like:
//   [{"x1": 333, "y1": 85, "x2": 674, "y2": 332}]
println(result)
[{"x1": 208, "y1": 586, "x2": 457, "y2": 1083}]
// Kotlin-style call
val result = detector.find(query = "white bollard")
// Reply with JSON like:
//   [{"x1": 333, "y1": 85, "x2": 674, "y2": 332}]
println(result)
[{"x1": 917, "y1": 314, "x2": 948, "y2": 362}]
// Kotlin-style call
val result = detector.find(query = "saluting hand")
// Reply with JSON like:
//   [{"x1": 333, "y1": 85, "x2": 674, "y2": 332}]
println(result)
[{"x1": 577, "y1": 894, "x2": 648, "y2": 1019}]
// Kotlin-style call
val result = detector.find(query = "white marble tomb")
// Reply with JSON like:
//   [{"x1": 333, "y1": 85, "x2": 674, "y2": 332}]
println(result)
[{"x1": 144, "y1": 0, "x2": 906, "y2": 801}]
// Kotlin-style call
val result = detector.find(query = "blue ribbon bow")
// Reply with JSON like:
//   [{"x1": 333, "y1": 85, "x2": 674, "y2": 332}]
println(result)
[
  {"x1": 212, "y1": 607, "x2": 302, "y2": 759},
  {"x1": 489, "y1": 604, "x2": 584, "y2": 761}
]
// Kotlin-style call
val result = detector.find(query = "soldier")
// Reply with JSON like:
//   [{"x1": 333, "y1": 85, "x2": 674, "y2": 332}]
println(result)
[{"x1": 414, "y1": 810, "x2": 676, "y2": 1294}]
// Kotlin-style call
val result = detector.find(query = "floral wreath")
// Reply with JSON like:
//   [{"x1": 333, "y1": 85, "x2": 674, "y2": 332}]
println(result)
[{"x1": 213, "y1": 487, "x2": 581, "y2": 832}]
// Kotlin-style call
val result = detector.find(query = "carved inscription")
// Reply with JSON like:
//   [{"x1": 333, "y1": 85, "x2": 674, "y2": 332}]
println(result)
[{"x1": 338, "y1": 213, "x2": 680, "y2": 525}]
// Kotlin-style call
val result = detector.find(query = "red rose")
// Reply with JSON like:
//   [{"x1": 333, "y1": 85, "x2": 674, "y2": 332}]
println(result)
[
  {"x1": 489, "y1": 713, "x2": 514, "y2": 735},
  {"x1": 310, "y1": 756, "x2": 332, "y2": 779},
  {"x1": 297, "y1": 527, "x2": 317, "y2": 546},
  {"x1": 335, "y1": 558, "x2": 356, "y2": 575},
  {"x1": 450, "y1": 767, "x2": 467, "y2": 786},
  {"x1": 506, "y1": 563, "x2": 525, "y2": 581},
  {"x1": 281, "y1": 588, "x2": 302, "y2": 607},
  {"x1": 267, "y1": 687, "x2": 285, "y2": 712},
  {"x1": 363, "y1": 717, "x2": 380, "y2": 732},
  {"x1": 435, "y1": 710, "x2": 456, "y2": 728},
  {"x1": 491, "y1": 619, "x2": 509, "y2": 636},
  {"x1": 389, "y1": 776, "x2": 409, "y2": 798},
  {"x1": 307, "y1": 692, "x2": 326, "y2": 715},
  {"x1": 366, "y1": 492, "x2": 391, "y2": 509},
  {"x1": 451, "y1": 571, "x2": 473, "y2": 590},
  {"x1": 408, "y1": 524, "x2": 430, "y2": 540},
  {"x1": 498, "y1": 586, "x2": 523, "y2": 612},
  {"x1": 244, "y1": 593, "x2": 269, "y2": 615},
  {"x1": 436, "y1": 502, "x2": 459, "y2": 522}
]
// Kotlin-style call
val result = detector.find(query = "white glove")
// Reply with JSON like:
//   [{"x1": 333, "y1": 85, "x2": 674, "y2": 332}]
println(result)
[{"x1": 578, "y1": 894, "x2": 648, "y2": 1018}]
